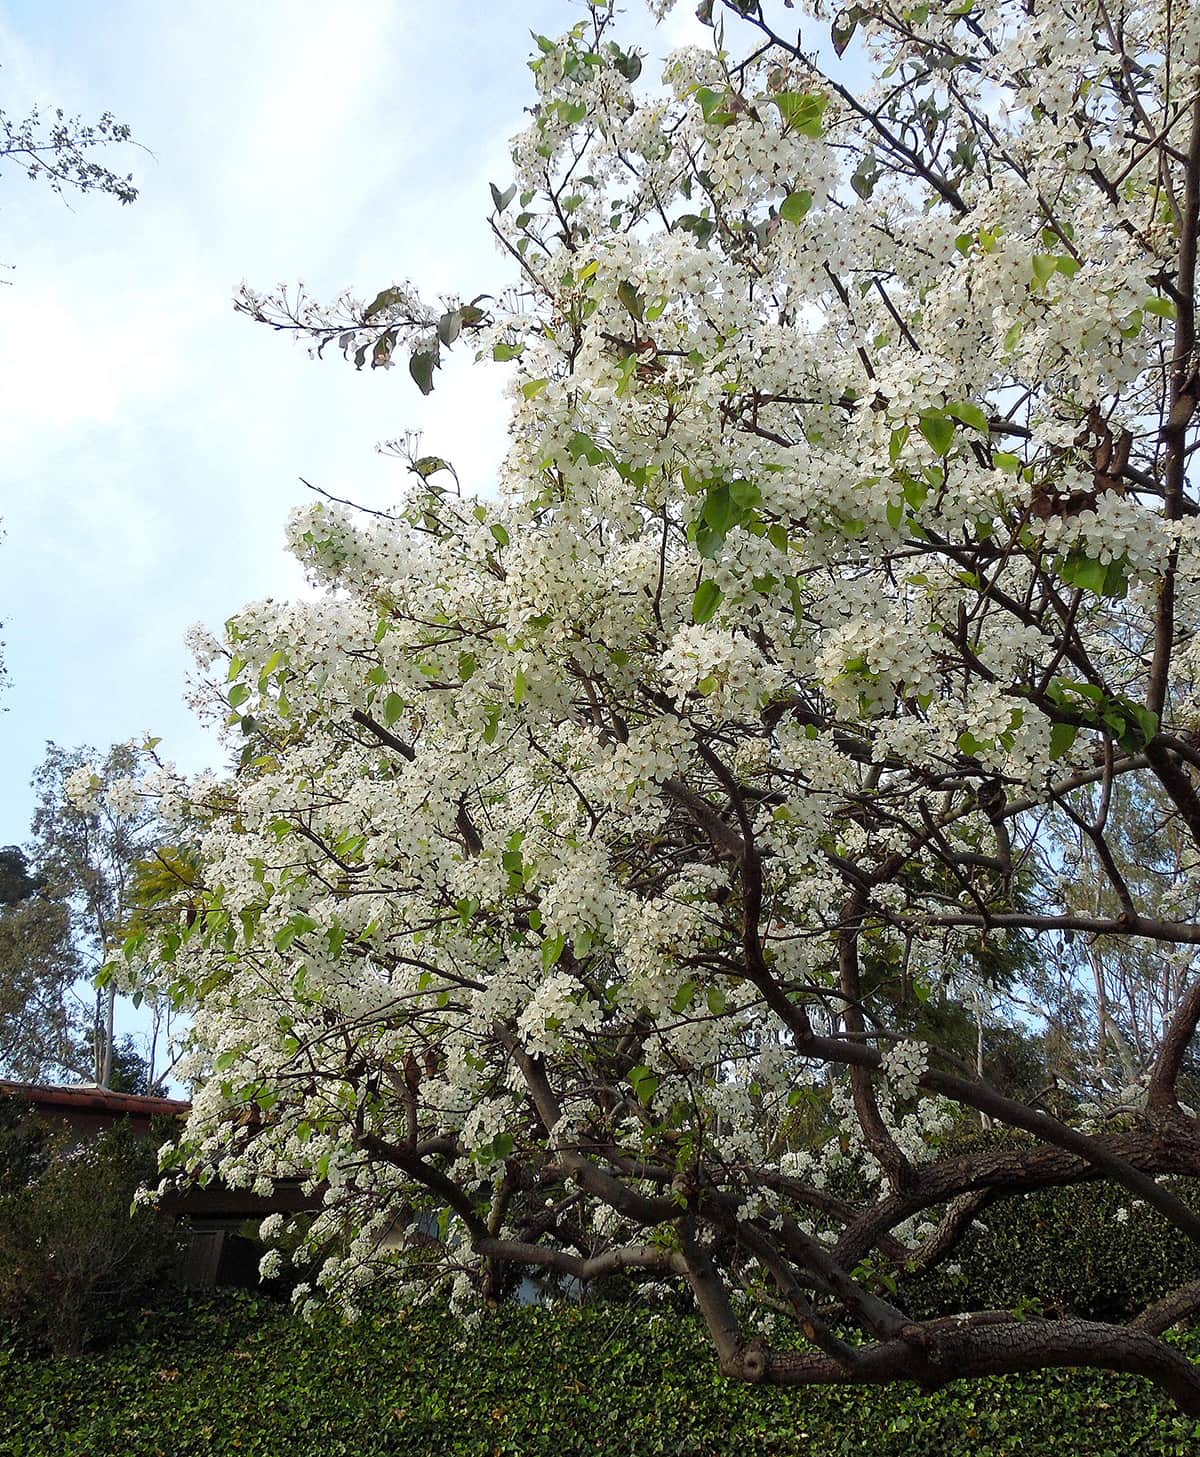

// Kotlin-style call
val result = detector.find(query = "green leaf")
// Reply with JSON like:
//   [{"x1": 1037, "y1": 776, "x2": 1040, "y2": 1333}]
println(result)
[
  {"x1": 729, "y1": 479, "x2": 761, "y2": 510},
  {"x1": 228, "y1": 683, "x2": 251, "y2": 709},
  {"x1": 695, "y1": 86, "x2": 737, "y2": 126},
  {"x1": 851, "y1": 156, "x2": 879, "y2": 199},
  {"x1": 541, "y1": 933, "x2": 565, "y2": 970},
  {"x1": 947, "y1": 400, "x2": 989, "y2": 433},
  {"x1": 1058, "y1": 548, "x2": 1126, "y2": 597},
  {"x1": 409, "y1": 348, "x2": 438, "y2": 395},
  {"x1": 490, "y1": 522, "x2": 510, "y2": 547},
  {"x1": 1031, "y1": 254, "x2": 1060, "y2": 288},
  {"x1": 502, "y1": 848, "x2": 524, "y2": 887},
  {"x1": 617, "y1": 280, "x2": 645, "y2": 321},
  {"x1": 384, "y1": 692, "x2": 405, "y2": 727},
  {"x1": 672, "y1": 981, "x2": 697, "y2": 1013},
  {"x1": 490, "y1": 181, "x2": 517, "y2": 213},
  {"x1": 628, "y1": 1065, "x2": 660, "y2": 1104},
  {"x1": 275, "y1": 914, "x2": 319, "y2": 952},
  {"x1": 363, "y1": 287, "x2": 406, "y2": 321},
  {"x1": 608, "y1": 43, "x2": 643, "y2": 81},
  {"x1": 513, "y1": 668, "x2": 528, "y2": 707},
  {"x1": 1049, "y1": 722, "x2": 1079, "y2": 760},
  {"x1": 493, "y1": 341, "x2": 524, "y2": 361},
  {"x1": 522, "y1": 377, "x2": 549, "y2": 399},
  {"x1": 692, "y1": 580, "x2": 723, "y2": 624},
  {"x1": 706, "y1": 986, "x2": 726, "y2": 1016},
  {"x1": 1145, "y1": 295, "x2": 1177, "y2": 319},
  {"x1": 831, "y1": 7, "x2": 862, "y2": 57},
  {"x1": 695, "y1": 525, "x2": 724, "y2": 559},
  {"x1": 918, "y1": 411, "x2": 955, "y2": 456},
  {"x1": 1129, "y1": 704, "x2": 1159, "y2": 747},
  {"x1": 437, "y1": 309, "x2": 463, "y2": 346},
  {"x1": 458, "y1": 652, "x2": 477, "y2": 682},
  {"x1": 1102, "y1": 557, "x2": 1130, "y2": 599},
  {"x1": 773, "y1": 91, "x2": 828, "y2": 137},
  {"x1": 702, "y1": 483, "x2": 737, "y2": 534},
  {"x1": 566, "y1": 431, "x2": 608, "y2": 465},
  {"x1": 678, "y1": 212, "x2": 716, "y2": 246},
  {"x1": 779, "y1": 190, "x2": 813, "y2": 224},
  {"x1": 483, "y1": 706, "x2": 502, "y2": 745}
]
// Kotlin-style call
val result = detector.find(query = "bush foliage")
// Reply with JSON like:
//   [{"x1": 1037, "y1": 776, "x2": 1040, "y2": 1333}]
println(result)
[
  {"x1": 0, "y1": 1105, "x2": 183, "y2": 1355},
  {"x1": 900, "y1": 1177, "x2": 1200, "y2": 1325},
  {"x1": 1, "y1": 1292, "x2": 1199, "y2": 1457}
]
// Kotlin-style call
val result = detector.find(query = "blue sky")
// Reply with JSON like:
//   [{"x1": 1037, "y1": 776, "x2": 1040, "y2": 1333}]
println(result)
[
  {"x1": 0, "y1": 0, "x2": 707, "y2": 1082},
  {"x1": 0, "y1": 0, "x2": 705, "y2": 848}
]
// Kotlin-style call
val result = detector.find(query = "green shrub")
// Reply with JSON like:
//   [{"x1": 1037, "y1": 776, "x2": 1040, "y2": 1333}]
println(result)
[
  {"x1": 895, "y1": 1175, "x2": 1200, "y2": 1323},
  {"x1": 0, "y1": 1116, "x2": 183, "y2": 1355},
  {"x1": 846, "y1": 1120, "x2": 1200, "y2": 1326},
  {"x1": 1, "y1": 1292, "x2": 1200, "y2": 1456},
  {"x1": 814, "y1": 1127, "x2": 1200, "y2": 1325},
  {"x1": 0, "y1": 1095, "x2": 55, "y2": 1194}
]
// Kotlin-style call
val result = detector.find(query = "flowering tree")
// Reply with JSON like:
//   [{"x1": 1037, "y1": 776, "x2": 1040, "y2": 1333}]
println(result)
[{"x1": 139, "y1": 0, "x2": 1200, "y2": 1409}]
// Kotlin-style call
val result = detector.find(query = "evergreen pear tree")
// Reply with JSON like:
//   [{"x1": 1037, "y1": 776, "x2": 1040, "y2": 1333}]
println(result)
[{"x1": 131, "y1": 0, "x2": 1200, "y2": 1410}]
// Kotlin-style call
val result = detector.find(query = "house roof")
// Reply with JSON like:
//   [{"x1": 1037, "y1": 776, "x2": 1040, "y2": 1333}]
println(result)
[{"x1": 0, "y1": 1078, "x2": 190, "y2": 1119}]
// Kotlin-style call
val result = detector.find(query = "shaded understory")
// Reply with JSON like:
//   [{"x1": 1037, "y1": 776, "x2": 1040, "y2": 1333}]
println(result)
[{"x1": 3, "y1": 1293, "x2": 1200, "y2": 1457}]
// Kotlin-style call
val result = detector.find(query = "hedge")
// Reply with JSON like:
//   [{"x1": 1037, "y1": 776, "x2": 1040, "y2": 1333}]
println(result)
[
  {"x1": 897, "y1": 1176, "x2": 1200, "y2": 1323},
  {"x1": 3, "y1": 1292, "x2": 1200, "y2": 1457}
]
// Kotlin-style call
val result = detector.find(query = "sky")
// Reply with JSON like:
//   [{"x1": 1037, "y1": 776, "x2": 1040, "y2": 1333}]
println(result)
[
  {"x1": 0, "y1": 0, "x2": 708, "y2": 849},
  {"x1": 0, "y1": 0, "x2": 710, "y2": 1082}
]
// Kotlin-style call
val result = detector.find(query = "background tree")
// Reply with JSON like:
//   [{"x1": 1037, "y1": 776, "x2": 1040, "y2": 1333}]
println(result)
[
  {"x1": 0, "y1": 845, "x2": 86, "y2": 1081},
  {"x1": 28, "y1": 742, "x2": 163, "y2": 1088},
  {"x1": 144, "y1": 0, "x2": 1200, "y2": 1416},
  {"x1": 0, "y1": 98, "x2": 137, "y2": 206}
]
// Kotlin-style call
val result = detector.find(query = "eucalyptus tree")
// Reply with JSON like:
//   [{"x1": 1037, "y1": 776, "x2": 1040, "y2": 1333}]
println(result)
[
  {"x1": 36, "y1": 742, "x2": 161, "y2": 1087},
  {"x1": 0, "y1": 845, "x2": 86, "y2": 1083}
]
